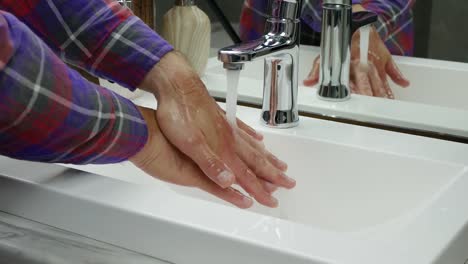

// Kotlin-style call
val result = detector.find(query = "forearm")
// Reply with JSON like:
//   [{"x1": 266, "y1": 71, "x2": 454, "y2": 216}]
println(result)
[
  {"x1": 0, "y1": 0, "x2": 173, "y2": 90},
  {"x1": 0, "y1": 11, "x2": 148, "y2": 164}
]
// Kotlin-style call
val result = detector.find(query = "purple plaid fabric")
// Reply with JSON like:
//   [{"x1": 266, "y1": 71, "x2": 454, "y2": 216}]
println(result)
[
  {"x1": 0, "y1": 0, "x2": 173, "y2": 164},
  {"x1": 241, "y1": 0, "x2": 415, "y2": 56}
]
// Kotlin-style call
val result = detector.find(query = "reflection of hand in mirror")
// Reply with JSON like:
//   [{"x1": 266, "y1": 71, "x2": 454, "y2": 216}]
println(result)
[
  {"x1": 304, "y1": 25, "x2": 410, "y2": 99},
  {"x1": 240, "y1": 1, "x2": 415, "y2": 99}
]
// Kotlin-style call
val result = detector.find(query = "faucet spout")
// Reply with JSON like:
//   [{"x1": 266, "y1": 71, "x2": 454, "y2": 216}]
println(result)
[
  {"x1": 218, "y1": 0, "x2": 302, "y2": 128},
  {"x1": 223, "y1": 63, "x2": 244, "y2": 71}
]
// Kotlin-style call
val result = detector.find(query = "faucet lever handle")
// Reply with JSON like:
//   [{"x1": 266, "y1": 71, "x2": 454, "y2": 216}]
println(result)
[
  {"x1": 268, "y1": 0, "x2": 302, "y2": 21},
  {"x1": 351, "y1": 11, "x2": 378, "y2": 34}
]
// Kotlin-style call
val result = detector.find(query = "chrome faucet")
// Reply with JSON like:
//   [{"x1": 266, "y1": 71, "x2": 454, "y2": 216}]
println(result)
[
  {"x1": 318, "y1": 0, "x2": 377, "y2": 101},
  {"x1": 218, "y1": 0, "x2": 302, "y2": 128},
  {"x1": 117, "y1": 0, "x2": 133, "y2": 10}
]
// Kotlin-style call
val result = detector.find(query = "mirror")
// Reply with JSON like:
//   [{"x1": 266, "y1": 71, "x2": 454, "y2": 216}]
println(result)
[{"x1": 147, "y1": 1, "x2": 468, "y2": 142}]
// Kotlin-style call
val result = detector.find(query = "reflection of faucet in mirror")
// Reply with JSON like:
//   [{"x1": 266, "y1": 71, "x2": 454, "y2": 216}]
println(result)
[
  {"x1": 237, "y1": 0, "x2": 413, "y2": 100},
  {"x1": 218, "y1": 0, "x2": 379, "y2": 128},
  {"x1": 218, "y1": 0, "x2": 302, "y2": 128},
  {"x1": 318, "y1": 0, "x2": 378, "y2": 101}
]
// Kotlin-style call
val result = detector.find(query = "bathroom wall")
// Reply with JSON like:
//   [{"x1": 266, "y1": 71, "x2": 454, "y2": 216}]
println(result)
[{"x1": 427, "y1": 0, "x2": 468, "y2": 63}]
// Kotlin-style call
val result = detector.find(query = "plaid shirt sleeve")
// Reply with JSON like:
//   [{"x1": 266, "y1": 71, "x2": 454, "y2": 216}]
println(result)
[
  {"x1": 240, "y1": 0, "x2": 415, "y2": 56},
  {"x1": 0, "y1": 0, "x2": 173, "y2": 90},
  {"x1": 0, "y1": 11, "x2": 148, "y2": 164}
]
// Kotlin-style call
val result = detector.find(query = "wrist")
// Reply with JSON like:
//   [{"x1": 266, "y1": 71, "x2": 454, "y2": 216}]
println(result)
[
  {"x1": 139, "y1": 51, "x2": 199, "y2": 99},
  {"x1": 129, "y1": 106, "x2": 160, "y2": 165}
]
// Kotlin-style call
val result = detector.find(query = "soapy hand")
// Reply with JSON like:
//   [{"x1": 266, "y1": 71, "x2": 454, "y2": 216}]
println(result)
[
  {"x1": 130, "y1": 106, "x2": 253, "y2": 208},
  {"x1": 303, "y1": 26, "x2": 410, "y2": 99},
  {"x1": 139, "y1": 51, "x2": 295, "y2": 208}
]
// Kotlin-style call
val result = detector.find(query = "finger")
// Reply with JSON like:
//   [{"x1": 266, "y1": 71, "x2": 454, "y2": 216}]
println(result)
[
  {"x1": 259, "y1": 179, "x2": 279, "y2": 193},
  {"x1": 198, "y1": 181, "x2": 254, "y2": 209},
  {"x1": 172, "y1": 150, "x2": 254, "y2": 209},
  {"x1": 235, "y1": 133, "x2": 296, "y2": 189},
  {"x1": 237, "y1": 129, "x2": 288, "y2": 172},
  {"x1": 386, "y1": 59, "x2": 410, "y2": 87},
  {"x1": 234, "y1": 163, "x2": 279, "y2": 208},
  {"x1": 267, "y1": 153, "x2": 289, "y2": 172},
  {"x1": 350, "y1": 81, "x2": 358, "y2": 94},
  {"x1": 351, "y1": 62, "x2": 373, "y2": 96},
  {"x1": 185, "y1": 133, "x2": 236, "y2": 188},
  {"x1": 236, "y1": 118, "x2": 263, "y2": 141},
  {"x1": 229, "y1": 154, "x2": 279, "y2": 207},
  {"x1": 367, "y1": 63, "x2": 388, "y2": 98},
  {"x1": 233, "y1": 167, "x2": 279, "y2": 194},
  {"x1": 383, "y1": 78, "x2": 395, "y2": 99},
  {"x1": 303, "y1": 56, "x2": 321, "y2": 86},
  {"x1": 217, "y1": 105, "x2": 263, "y2": 141}
]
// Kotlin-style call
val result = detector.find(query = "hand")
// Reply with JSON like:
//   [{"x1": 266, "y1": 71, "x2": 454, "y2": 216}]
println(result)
[
  {"x1": 303, "y1": 26, "x2": 410, "y2": 99},
  {"x1": 130, "y1": 106, "x2": 253, "y2": 208},
  {"x1": 139, "y1": 51, "x2": 296, "y2": 208}
]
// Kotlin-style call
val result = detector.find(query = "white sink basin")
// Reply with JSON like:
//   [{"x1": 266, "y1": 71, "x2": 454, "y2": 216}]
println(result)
[
  {"x1": 1, "y1": 101, "x2": 468, "y2": 264},
  {"x1": 204, "y1": 46, "x2": 468, "y2": 139},
  {"x1": 169, "y1": 132, "x2": 463, "y2": 233}
]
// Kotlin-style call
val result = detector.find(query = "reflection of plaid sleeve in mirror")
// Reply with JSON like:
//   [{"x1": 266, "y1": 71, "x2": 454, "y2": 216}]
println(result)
[
  {"x1": 240, "y1": 0, "x2": 415, "y2": 56},
  {"x1": 239, "y1": 0, "x2": 270, "y2": 42},
  {"x1": 360, "y1": 0, "x2": 416, "y2": 56}
]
